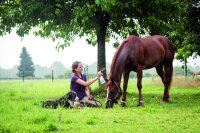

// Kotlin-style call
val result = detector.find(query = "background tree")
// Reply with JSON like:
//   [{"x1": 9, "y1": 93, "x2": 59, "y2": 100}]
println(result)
[
  {"x1": 17, "y1": 47, "x2": 35, "y2": 79},
  {"x1": 50, "y1": 61, "x2": 66, "y2": 77},
  {"x1": 0, "y1": 0, "x2": 195, "y2": 77},
  {"x1": 173, "y1": 66, "x2": 194, "y2": 76},
  {"x1": 186, "y1": 0, "x2": 200, "y2": 55},
  {"x1": 175, "y1": 0, "x2": 200, "y2": 60}
]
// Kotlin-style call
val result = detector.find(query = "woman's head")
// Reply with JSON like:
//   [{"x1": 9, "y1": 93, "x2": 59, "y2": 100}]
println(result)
[{"x1": 72, "y1": 61, "x2": 83, "y2": 74}]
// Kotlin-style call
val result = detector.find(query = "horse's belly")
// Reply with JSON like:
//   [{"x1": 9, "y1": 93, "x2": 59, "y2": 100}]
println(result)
[
  {"x1": 142, "y1": 63, "x2": 160, "y2": 70},
  {"x1": 143, "y1": 49, "x2": 165, "y2": 69}
]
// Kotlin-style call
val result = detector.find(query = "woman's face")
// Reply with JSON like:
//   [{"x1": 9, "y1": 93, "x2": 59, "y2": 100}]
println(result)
[{"x1": 75, "y1": 63, "x2": 83, "y2": 74}]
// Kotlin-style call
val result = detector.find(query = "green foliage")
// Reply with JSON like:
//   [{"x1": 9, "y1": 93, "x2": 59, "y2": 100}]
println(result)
[
  {"x1": 65, "y1": 69, "x2": 72, "y2": 79},
  {"x1": 1, "y1": 0, "x2": 199, "y2": 71},
  {"x1": 17, "y1": 47, "x2": 35, "y2": 77},
  {"x1": 187, "y1": 0, "x2": 200, "y2": 43},
  {"x1": 0, "y1": 0, "x2": 192, "y2": 47},
  {"x1": 174, "y1": 0, "x2": 200, "y2": 59}
]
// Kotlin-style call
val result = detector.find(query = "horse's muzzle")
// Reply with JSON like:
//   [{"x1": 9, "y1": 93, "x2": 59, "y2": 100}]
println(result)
[
  {"x1": 105, "y1": 99, "x2": 113, "y2": 108},
  {"x1": 105, "y1": 99, "x2": 118, "y2": 108},
  {"x1": 106, "y1": 101, "x2": 113, "y2": 108}
]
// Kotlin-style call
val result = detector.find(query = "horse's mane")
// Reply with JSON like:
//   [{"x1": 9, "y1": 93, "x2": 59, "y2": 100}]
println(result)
[{"x1": 110, "y1": 39, "x2": 128, "y2": 78}]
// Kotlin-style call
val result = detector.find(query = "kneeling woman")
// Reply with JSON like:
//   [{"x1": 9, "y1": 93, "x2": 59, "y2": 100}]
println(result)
[{"x1": 70, "y1": 61, "x2": 103, "y2": 107}]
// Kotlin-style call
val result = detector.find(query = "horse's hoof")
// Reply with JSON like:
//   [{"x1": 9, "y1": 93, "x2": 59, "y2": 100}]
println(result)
[
  {"x1": 160, "y1": 99, "x2": 169, "y2": 104},
  {"x1": 137, "y1": 102, "x2": 144, "y2": 107},
  {"x1": 120, "y1": 101, "x2": 126, "y2": 107}
]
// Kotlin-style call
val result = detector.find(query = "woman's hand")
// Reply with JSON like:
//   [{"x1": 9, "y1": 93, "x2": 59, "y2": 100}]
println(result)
[{"x1": 97, "y1": 71, "x2": 103, "y2": 79}]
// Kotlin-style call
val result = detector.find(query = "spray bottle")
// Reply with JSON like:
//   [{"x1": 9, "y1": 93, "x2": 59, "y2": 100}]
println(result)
[{"x1": 99, "y1": 68, "x2": 106, "y2": 84}]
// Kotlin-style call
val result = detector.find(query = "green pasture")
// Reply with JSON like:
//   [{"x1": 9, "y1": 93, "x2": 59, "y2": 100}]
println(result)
[{"x1": 0, "y1": 78, "x2": 199, "y2": 133}]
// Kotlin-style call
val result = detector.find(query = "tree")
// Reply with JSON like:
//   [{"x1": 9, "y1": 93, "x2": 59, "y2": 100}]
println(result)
[
  {"x1": 173, "y1": 0, "x2": 200, "y2": 60},
  {"x1": 50, "y1": 61, "x2": 66, "y2": 76},
  {"x1": 173, "y1": 66, "x2": 193, "y2": 76},
  {"x1": 0, "y1": 0, "x2": 190, "y2": 77},
  {"x1": 17, "y1": 47, "x2": 35, "y2": 79},
  {"x1": 186, "y1": 0, "x2": 200, "y2": 55}
]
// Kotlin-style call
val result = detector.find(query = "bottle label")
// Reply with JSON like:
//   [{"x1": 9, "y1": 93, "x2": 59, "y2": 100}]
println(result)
[{"x1": 99, "y1": 76, "x2": 105, "y2": 84}]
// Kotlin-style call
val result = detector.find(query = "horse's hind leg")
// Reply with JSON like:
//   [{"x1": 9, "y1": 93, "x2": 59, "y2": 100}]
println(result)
[
  {"x1": 156, "y1": 64, "x2": 168, "y2": 103},
  {"x1": 121, "y1": 71, "x2": 130, "y2": 107},
  {"x1": 162, "y1": 62, "x2": 173, "y2": 102},
  {"x1": 137, "y1": 65, "x2": 144, "y2": 107},
  {"x1": 156, "y1": 64, "x2": 165, "y2": 84}
]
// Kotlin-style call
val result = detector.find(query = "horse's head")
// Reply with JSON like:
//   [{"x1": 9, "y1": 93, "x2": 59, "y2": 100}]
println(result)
[{"x1": 105, "y1": 79, "x2": 122, "y2": 108}]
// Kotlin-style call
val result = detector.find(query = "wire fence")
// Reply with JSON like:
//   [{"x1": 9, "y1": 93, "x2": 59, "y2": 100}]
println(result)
[
  {"x1": 0, "y1": 69, "x2": 97, "y2": 82},
  {"x1": 1, "y1": 66, "x2": 198, "y2": 82}
]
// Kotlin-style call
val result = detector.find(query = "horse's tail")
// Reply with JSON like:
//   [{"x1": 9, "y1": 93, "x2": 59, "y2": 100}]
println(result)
[
  {"x1": 163, "y1": 38, "x2": 174, "y2": 89},
  {"x1": 168, "y1": 63, "x2": 173, "y2": 88},
  {"x1": 157, "y1": 36, "x2": 174, "y2": 89}
]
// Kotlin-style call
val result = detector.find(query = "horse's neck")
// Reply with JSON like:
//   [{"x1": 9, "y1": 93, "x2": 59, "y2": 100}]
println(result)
[
  {"x1": 111, "y1": 59, "x2": 126, "y2": 83},
  {"x1": 110, "y1": 40, "x2": 129, "y2": 83},
  {"x1": 111, "y1": 70, "x2": 123, "y2": 83}
]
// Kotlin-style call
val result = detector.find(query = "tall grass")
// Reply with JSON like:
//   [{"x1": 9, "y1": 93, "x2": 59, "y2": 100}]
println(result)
[
  {"x1": 151, "y1": 76, "x2": 200, "y2": 88},
  {"x1": 0, "y1": 78, "x2": 199, "y2": 133}
]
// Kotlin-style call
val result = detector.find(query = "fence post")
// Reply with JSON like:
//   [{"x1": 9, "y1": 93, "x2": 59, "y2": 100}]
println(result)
[
  {"x1": 52, "y1": 70, "x2": 54, "y2": 82},
  {"x1": 23, "y1": 71, "x2": 24, "y2": 82}
]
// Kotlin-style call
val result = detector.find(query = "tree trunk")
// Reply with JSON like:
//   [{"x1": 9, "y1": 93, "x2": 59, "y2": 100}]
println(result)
[
  {"x1": 184, "y1": 58, "x2": 187, "y2": 78},
  {"x1": 96, "y1": 11, "x2": 109, "y2": 89},
  {"x1": 96, "y1": 11, "x2": 109, "y2": 76},
  {"x1": 97, "y1": 34, "x2": 106, "y2": 74}
]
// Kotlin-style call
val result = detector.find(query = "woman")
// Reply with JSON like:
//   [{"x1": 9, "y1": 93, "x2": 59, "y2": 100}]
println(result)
[{"x1": 70, "y1": 61, "x2": 103, "y2": 107}]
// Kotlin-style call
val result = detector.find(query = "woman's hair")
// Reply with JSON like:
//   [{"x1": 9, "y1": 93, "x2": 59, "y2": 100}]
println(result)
[{"x1": 72, "y1": 61, "x2": 81, "y2": 73}]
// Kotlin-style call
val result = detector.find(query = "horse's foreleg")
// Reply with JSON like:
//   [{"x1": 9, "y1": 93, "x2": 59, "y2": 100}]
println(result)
[
  {"x1": 121, "y1": 72, "x2": 130, "y2": 107},
  {"x1": 137, "y1": 65, "x2": 144, "y2": 107},
  {"x1": 163, "y1": 63, "x2": 173, "y2": 103}
]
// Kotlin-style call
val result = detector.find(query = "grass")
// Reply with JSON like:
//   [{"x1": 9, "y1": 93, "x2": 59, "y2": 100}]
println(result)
[{"x1": 0, "y1": 78, "x2": 199, "y2": 133}]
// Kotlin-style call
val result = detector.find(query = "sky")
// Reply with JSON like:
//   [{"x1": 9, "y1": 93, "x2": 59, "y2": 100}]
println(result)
[
  {"x1": 0, "y1": 30, "x2": 117, "y2": 69},
  {"x1": 0, "y1": 30, "x2": 199, "y2": 69}
]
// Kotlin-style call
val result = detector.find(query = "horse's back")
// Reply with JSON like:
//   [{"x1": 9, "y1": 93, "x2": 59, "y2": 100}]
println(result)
[
  {"x1": 127, "y1": 35, "x2": 174, "y2": 50},
  {"x1": 144, "y1": 35, "x2": 175, "y2": 67},
  {"x1": 142, "y1": 35, "x2": 171, "y2": 46},
  {"x1": 141, "y1": 35, "x2": 175, "y2": 59},
  {"x1": 126, "y1": 35, "x2": 175, "y2": 69},
  {"x1": 152, "y1": 35, "x2": 175, "y2": 62}
]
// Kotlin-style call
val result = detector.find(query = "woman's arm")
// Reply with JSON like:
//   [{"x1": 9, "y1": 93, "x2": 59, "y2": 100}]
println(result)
[
  {"x1": 85, "y1": 87, "x2": 91, "y2": 98},
  {"x1": 75, "y1": 71, "x2": 103, "y2": 87}
]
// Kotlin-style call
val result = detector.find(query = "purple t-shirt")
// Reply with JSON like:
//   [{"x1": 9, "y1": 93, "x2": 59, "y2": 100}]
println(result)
[{"x1": 70, "y1": 74, "x2": 87, "y2": 100}]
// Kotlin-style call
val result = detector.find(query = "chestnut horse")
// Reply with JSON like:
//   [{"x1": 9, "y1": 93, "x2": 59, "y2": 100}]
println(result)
[{"x1": 105, "y1": 35, "x2": 175, "y2": 108}]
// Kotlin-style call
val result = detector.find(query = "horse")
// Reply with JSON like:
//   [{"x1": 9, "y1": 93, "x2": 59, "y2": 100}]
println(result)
[{"x1": 105, "y1": 35, "x2": 175, "y2": 108}]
